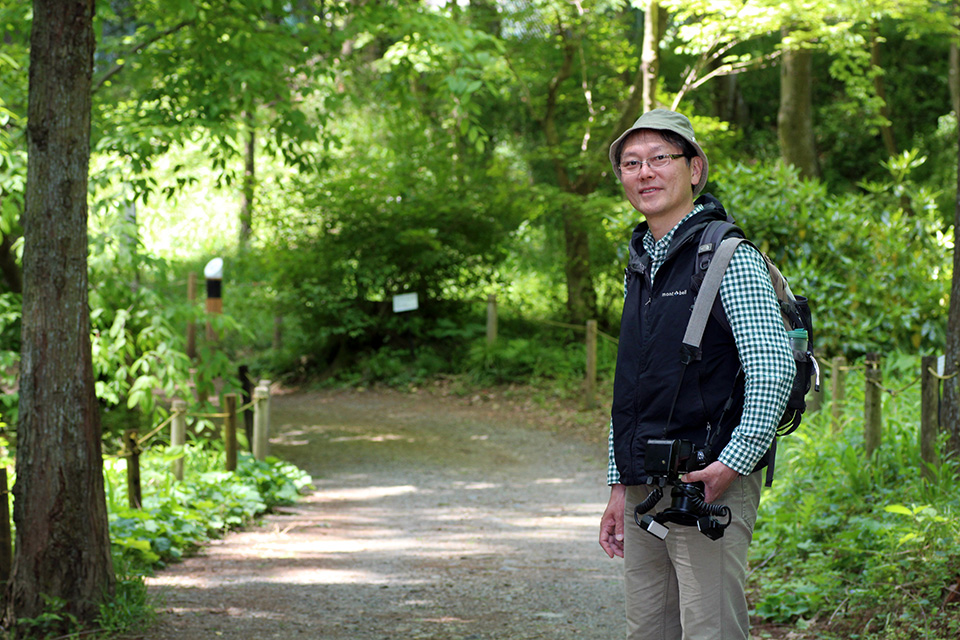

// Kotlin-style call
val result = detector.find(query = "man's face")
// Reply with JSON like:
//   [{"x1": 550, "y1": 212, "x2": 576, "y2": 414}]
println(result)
[{"x1": 619, "y1": 130, "x2": 702, "y2": 227}]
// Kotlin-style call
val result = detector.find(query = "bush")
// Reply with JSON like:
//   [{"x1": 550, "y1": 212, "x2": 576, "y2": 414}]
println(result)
[
  {"x1": 750, "y1": 353, "x2": 960, "y2": 639},
  {"x1": 713, "y1": 161, "x2": 949, "y2": 359},
  {"x1": 104, "y1": 447, "x2": 312, "y2": 572}
]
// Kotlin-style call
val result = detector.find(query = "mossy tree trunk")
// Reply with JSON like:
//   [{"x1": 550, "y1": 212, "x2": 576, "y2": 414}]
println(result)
[
  {"x1": 778, "y1": 37, "x2": 820, "y2": 179},
  {"x1": 4, "y1": 0, "x2": 115, "y2": 631}
]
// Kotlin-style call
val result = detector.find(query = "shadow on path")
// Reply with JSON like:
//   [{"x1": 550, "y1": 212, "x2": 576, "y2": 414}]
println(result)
[{"x1": 138, "y1": 389, "x2": 624, "y2": 640}]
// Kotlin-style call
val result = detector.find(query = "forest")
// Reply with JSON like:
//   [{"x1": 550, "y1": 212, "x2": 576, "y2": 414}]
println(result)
[{"x1": 1, "y1": 0, "x2": 960, "y2": 638}]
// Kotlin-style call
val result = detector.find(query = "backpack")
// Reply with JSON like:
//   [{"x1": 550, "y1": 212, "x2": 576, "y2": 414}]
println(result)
[{"x1": 682, "y1": 219, "x2": 820, "y2": 484}]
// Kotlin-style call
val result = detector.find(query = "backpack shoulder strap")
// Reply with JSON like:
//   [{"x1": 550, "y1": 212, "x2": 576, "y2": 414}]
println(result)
[
  {"x1": 693, "y1": 220, "x2": 743, "y2": 332},
  {"x1": 695, "y1": 220, "x2": 741, "y2": 275},
  {"x1": 680, "y1": 237, "x2": 745, "y2": 364}
]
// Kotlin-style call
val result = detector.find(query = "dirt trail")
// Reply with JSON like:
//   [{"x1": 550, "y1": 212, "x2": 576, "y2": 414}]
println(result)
[{"x1": 135, "y1": 388, "x2": 625, "y2": 640}]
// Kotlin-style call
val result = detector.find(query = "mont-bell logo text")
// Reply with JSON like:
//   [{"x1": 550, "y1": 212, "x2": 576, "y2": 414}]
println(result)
[{"x1": 661, "y1": 289, "x2": 688, "y2": 298}]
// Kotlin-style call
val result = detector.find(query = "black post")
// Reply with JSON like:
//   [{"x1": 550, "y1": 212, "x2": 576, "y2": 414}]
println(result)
[
  {"x1": 239, "y1": 365, "x2": 254, "y2": 446},
  {"x1": 0, "y1": 469, "x2": 11, "y2": 586},
  {"x1": 125, "y1": 430, "x2": 142, "y2": 509}
]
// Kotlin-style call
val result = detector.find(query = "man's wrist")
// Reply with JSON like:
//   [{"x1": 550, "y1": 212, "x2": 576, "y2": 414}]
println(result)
[{"x1": 717, "y1": 450, "x2": 753, "y2": 477}]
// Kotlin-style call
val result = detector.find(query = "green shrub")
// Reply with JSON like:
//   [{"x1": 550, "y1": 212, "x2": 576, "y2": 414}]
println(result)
[
  {"x1": 104, "y1": 447, "x2": 312, "y2": 572},
  {"x1": 750, "y1": 354, "x2": 960, "y2": 639},
  {"x1": 713, "y1": 161, "x2": 948, "y2": 359}
]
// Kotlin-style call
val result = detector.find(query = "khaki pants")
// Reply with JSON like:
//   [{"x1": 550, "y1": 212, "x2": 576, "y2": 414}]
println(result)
[{"x1": 623, "y1": 472, "x2": 762, "y2": 640}]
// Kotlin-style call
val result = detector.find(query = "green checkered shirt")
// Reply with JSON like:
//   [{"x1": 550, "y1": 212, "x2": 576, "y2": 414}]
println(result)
[{"x1": 606, "y1": 207, "x2": 795, "y2": 484}]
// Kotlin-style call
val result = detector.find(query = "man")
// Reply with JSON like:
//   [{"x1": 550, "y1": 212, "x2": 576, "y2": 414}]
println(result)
[{"x1": 598, "y1": 109, "x2": 795, "y2": 640}]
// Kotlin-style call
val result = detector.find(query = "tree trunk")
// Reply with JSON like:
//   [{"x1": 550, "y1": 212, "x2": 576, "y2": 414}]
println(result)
[
  {"x1": 239, "y1": 110, "x2": 256, "y2": 245},
  {"x1": 942, "y1": 118, "x2": 960, "y2": 456},
  {"x1": 562, "y1": 204, "x2": 596, "y2": 322},
  {"x1": 714, "y1": 73, "x2": 749, "y2": 127},
  {"x1": 870, "y1": 25, "x2": 897, "y2": 158},
  {"x1": 951, "y1": 40, "x2": 960, "y2": 117},
  {"x1": 5, "y1": 0, "x2": 115, "y2": 630},
  {"x1": 777, "y1": 40, "x2": 820, "y2": 179},
  {"x1": 641, "y1": 0, "x2": 663, "y2": 112},
  {"x1": 541, "y1": 26, "x2": 597, "y2": 323}
]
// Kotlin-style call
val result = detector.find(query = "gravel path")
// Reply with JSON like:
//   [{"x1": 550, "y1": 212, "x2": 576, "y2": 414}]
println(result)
[{"x1": 135, "y1": 387, "x2": 625, "y2": 639}]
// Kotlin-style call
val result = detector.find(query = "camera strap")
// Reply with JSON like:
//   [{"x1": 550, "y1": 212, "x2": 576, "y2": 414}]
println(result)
[{"x1": 665, "y1": 238, "x2": 742, "y2": 439}]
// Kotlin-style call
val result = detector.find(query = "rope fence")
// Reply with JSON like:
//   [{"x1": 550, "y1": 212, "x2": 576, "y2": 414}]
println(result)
[
  {"x1": 0, "y1": 372, "x2": 274, "y2": 584},
  {"x1": 824, "y1": 353, "x2": 947, "y2": 479},
  {"x1": 114, "y1": 377, "x2": 274, "y2": 509},
  {"x1": 483, "y1": 295, "x2": 950, "y2": 479}
]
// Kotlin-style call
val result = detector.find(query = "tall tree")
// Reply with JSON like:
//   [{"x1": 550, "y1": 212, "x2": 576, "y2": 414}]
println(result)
[
  {"x1": 943, "y1": 1, "x2": 960, "y2": 455},
  {"x1": 4, "y1": 0, "x2": 114, "y2": 631},
  {"x1": 778, "y1": 39, "x2": 820, "y2": 178},
  {"x1": 495, "y1": 1, "x2": 649, "y2": 321},
  {"x1": 92, "y1": 0, "x2": 341, "y2": 244},
  {"x1": 641, "y1": 0, "x2": 665, "y2": 113}
]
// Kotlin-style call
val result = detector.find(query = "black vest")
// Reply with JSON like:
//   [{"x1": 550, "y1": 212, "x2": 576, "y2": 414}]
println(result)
[{"x1": 612, "y1": 197, "x2": 763, "y2": 485}]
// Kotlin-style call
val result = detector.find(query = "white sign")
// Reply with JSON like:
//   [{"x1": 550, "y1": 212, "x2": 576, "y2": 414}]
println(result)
[
  {"x1": 938, "y1": 354, "x2": 946, "y2": 377},
  {"x1": 392, "y1": 293, "x2": 419, "y2": 313}
]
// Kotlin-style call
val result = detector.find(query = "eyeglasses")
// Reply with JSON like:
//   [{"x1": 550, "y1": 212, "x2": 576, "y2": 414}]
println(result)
[{"x1": 619, "y1": 153, "x2": 686, "y2": 174}]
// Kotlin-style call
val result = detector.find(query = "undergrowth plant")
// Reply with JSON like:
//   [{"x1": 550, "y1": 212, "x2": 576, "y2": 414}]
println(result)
[
  {"x1": 103, "y1": 445, "x2": 312, "y2": 571},
  {"x1": 750, "y1": 355, "x2": 960, "y2": 639},
  {"x1": 6, "y1": 444, "x2": 311, "y2": 638}
]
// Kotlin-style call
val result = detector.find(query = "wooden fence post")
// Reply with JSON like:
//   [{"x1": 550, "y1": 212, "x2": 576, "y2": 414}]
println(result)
[
  {"x1": 205, "y1": 258, "x2": 223, "y2": 342},
  {"x1": 0, "y1": 469, "x2": 11, "y2": 587},
  {"x1": 224, "y1": 393, "x2": 238, "y2": 472},
  {"x1": 920, "y1": 355, "x2": 940, "y2": 482},
  {"x1": 831, "y1": 356, "x2": 847, "y2": 433},
  {"x1": 864, "y1": 353, "x2": 883, "y2": 457},
  {"x1": 253, "y1": 380, "x2": 272, "y2": 461},
  {"x1": 125, "y1": 430, "x2": 142, "y2": 509},
  {"x1": 186, "y1": 272, "x2": 197, "y2": 360},
  {"x1": 585, "y1": 320, "x2": 597, "y2": 409},
  {"x1": 171, "y1": 398, "x2": 187, "y2": 481},
  {"x1": 486, "y1": 294, "x2": 497, "y2": 346}
]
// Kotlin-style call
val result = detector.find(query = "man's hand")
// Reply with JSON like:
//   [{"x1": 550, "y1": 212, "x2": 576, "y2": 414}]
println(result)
[
  {"x1": 599, "y1": 484, "x2": 626, "y2": 559},
  {"x1": 682, "y1": 461, "x2": 739, "y2": 504}
]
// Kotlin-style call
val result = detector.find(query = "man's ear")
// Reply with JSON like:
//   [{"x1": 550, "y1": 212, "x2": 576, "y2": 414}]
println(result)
[{"x1": 690, "y1": 155, "x2": 704, "y2": 189}]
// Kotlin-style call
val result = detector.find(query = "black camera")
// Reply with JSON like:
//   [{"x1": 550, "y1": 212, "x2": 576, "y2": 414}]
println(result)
[{"x1": 633, "y1": 439, "x2": 731, "y2": 541}]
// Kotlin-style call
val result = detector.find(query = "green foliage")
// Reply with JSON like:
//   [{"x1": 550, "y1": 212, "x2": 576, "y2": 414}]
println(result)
[
  {"x1": 92, "y1": 0, "x2": 343, "y2": 189},
  {"x1": 15, "y1": 594, "x2": 81, "y2": 640},
  {"x1": 95, "y1": 570, "x2": 155, "y2": 637},
  {"x1": 750, "y1": 354, "x2": 960, "y2": 638},
  {"x1": 104, "y1": 448, "x2": 311, "y2": 572},
  {"x1": 465, "y1": 334, "x2": 610, "y2": 386},
  {"x1": 712, "y1": 160, "x2": 949, "y2": 357}
]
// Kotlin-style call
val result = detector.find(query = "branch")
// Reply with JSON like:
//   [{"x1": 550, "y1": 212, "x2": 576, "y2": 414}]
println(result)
[
  {"x1": 543, "y1": 13, "x2": 576, "y2": 190},
  {"x1": 689, "y1": 50, "x2": 782, "y2": 89},
  {"x1": 501, "y1": 54, "x2": 536, "y2": 122},
  {"x1": 670, "y1": 43, "x2": 781, "y2": 111},
  {"x1": 92, "y1": 20, "x2": 195, "y2": 94}
]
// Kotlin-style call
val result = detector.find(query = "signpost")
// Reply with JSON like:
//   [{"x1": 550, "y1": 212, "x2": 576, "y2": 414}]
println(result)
[{"x1": 204, "y1": 257, "x2": 223, "y2": 341}]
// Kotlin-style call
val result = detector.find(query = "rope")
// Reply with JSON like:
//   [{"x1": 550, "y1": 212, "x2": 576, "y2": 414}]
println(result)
[
  {"x1": 535, "y1": 318, "x2": 586, "y2": 331},
  {"x1": 136, "y1": 412, "x2": 178, "y2": 447},
  {"x1": 187, "y1": 411, "x2": 230, "y2": 419},
  {"x1": 867, "y1": 375, "x2": 921, "y2": 397},
  {"x1": 839, "y1": 364, "x2": 866, "y2": 372},
  {"x1": 125, "y1": 395, "x2": 260, "y2": 450},
  {"x1": 597, "y1": 330, "x2": 619, "y2": 346},
  {"x1": 531, "y1": 318, "x2": 621, "y2": 347},
  {"x1": 928, "y1": 366, "x2": 959, "y2": 381}
]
